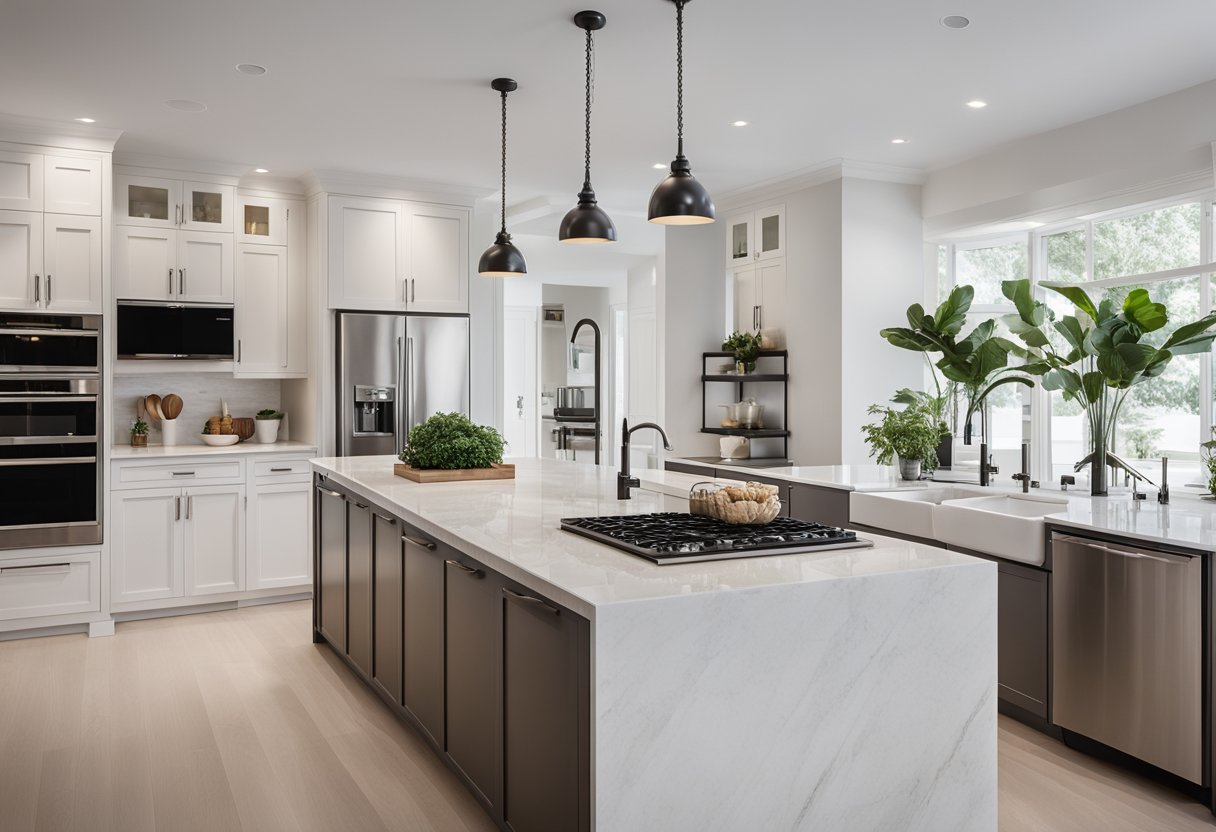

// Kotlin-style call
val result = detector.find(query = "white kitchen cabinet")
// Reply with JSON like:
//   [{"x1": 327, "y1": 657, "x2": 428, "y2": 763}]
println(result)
[
  {"x1": 183, "y1": 485, "x2": 245, "y2": 596},
  {"x1": 177, "y1": 230, "x2": 233, "y2": 302},
  {"x1": 725, "y1": 204, "x2": 785, "y2": 266},
  {"x1": 112, "y1": 488, "x2": 183, "y2": 604},
  {"x1": 0, "y1": 210, "x2": 43, "y2": 309},
  {"x1": 115, "y1": 174, "x2": 232, "y2": 232},
  {"x1": 733, "y1": 259, "x2": 786, "y2": 347},
  {"x1": 0, "y1": 552, "x2": 101, "y2": 621},
  {"x1": 43, "y1": 155, "x2": 101, "y2": 216},
  {"x1": 237, "y1": 194, "x2": 288, "y2": 246},
  {"x1": 247, "y1": 481, "x2": 311, "y2": 589},
  {"x1": 43, "y1": 214, "x2": 101, "y2": 312},
  {"x1": 235, "y1": 244, "x2": 288, "y2": 372},
  {"x1": 0, "y1": 150, "x2": 44, "y2": 211},
  {"x1": 328, "y1": 195, "x2": 469, "y2": 313},
  {"x1": 115, "y1": 227, "x2": 233, "y2": 302}
]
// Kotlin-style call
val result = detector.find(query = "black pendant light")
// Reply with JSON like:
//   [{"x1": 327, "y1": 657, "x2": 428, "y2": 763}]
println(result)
[
  {"x1": 559, "y1": 11, "x2": 617, "y2": 244},
  {"x1": 648, "y1": 0, "x2": 715, "y2": 225},
  {"x1": 478, "y1": 78, "x2": 528, "y2": 277}
]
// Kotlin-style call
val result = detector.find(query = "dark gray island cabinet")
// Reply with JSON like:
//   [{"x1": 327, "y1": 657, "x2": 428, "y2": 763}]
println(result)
[{"x1": 313, "y1": 473, "x2": 590, "y2": 832}]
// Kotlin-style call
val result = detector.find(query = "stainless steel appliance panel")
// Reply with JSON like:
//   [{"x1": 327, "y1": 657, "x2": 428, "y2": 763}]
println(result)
[
  {"x1": 337, "y1": 313, "x2": 404, "y2": 457},
  {"x1": 0, "y1": 313, "x2": 100, "y2": 373},
  {"x1": 1051, "y1": 533, "x2": 1204, "y2": 784},
  {"x1": 402, "y1": 315, "x2": 470, "y2": 435}
]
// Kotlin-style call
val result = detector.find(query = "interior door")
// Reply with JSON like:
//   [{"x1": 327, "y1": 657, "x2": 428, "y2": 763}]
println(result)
[
  {"x1": 112, "y1": 489, "x2": 183, "y2": 603},
  {"x1": 0, "y1": 211, "x2": 42, "y2": 309},
  {"x1": 183, "y1": 485, "x2": 244, "y2": 596},
  {"x1": 115, "y1": 226, "x2": 175, "y2": 301},
  {"x1": 502, "y1": 306, "x2": 538, "y2": 458},
  {"x1": 329, "y1": 196, "x2": 405, "y2": 310},
  {"x1": 235, "y1": 244, "x2": 288, "y2": 372},
  {"x1": 43, "y1": 214, "x2": 101, "y2": 312},
  {"x1": 404, "y1": 315, "x2": 470, "y2": 433},
  {"x1": 177, "y1": 231, "x2": 233, "y2": 303},
  {"x1": 406, "y1": 203, "x2": 468, "y2": 313}
]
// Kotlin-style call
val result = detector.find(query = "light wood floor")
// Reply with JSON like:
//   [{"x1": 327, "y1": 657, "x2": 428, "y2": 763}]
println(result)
[{"x1": 0, "y1": 601, "x2": 1213, "y2": 832}]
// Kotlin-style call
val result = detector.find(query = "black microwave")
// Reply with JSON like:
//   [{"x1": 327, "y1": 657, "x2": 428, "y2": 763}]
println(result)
[{"x1": 117, "y1": 302, "x2": 235, "y2": 360}]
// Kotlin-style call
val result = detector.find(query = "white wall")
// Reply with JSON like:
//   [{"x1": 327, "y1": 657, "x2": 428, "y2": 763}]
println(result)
[
  {"x1": 113, "y1": 375, "x2": 281, "y2": 446},
  {"x1": 840, "y1": 178, "x2": 925, "y2": 465},
  {"x1": 627, "y1": 260, "x2": 660, "y2": 467},
  {"x1": 470, "y1": 199, "x2": 501, "y2": 429}
]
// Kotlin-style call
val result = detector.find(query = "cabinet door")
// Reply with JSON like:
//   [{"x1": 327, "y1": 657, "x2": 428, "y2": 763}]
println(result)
[
  {"x1": 112, "y1": 489, "x2": 183, "y2": 603},
  {"x1": 372, "y1": 512, "x2": 402, "y2": 705},
  {"x1": 247, "y1": 482, "x2": 311, "y2": 589},
  {"x1": 755, "y1": 204, "x2": 785, "y2": 260},
  {"x1": 445, "y1": 556, "x2": 501, "y2": 809},
  {"x1": 235, "y1": 244, "x2": 288, "y2": 374},
  {"x1": 405, "y1": 203, "x2": 468, "y2": 313},
  {"x1": 181, "y1": 181, "x2": 233, "y2": 233},
  {"x1": 328, "y1": 196, "x2": 405, "y2": 310},
  {"x1": 115, "y1": 226, "x2": 175, "y2": 300},
  {"x1": 0, "y1": 151, "x2": 44, "y2": 211},
  {"x1": 237, "y1": 195, "x2": 287, "y2": 246},
  {"x1": 317, "y1": 485, "x2": 348, "y2": 649},
  {"x1": 788, "y1": 483, "x2": 847, "y2": 526},
  {"x1": 177, "y1": 231, "x2": 233, "y2": 303},
  {"x1": 43, "y1": 214, "x2": 101, "y2": 312},
  {"x1": 285, "y1": 200, "x2": 307, "y2": 375},
  {"x1": 503, "y1": 585, "x2": 584, "y2": 832},
  {"x1": 725, "y1": 212, "x2": 754, "y2": 268},
  {"x1": 757, "y1": 259, "x2": 786, "y2": 348},
  {"x1": 43, "y1": 155, "x2": 101, "y2": 215},
  {"x1": 733, "y1": 266, "x2": 758, "y2": 334},
  {"x1": 115, "y1": 174, "x2": 180, "y2": 228},
  {"x1": 998, "y1": 561, "x2": 1049, "y2": 718},
  {"x1": 183, "y1": 485, "x2": 244, "y2": 596},
  {"x1": 0, "y1": 210, "x2": 43, "y2": 309},
  {"x1": 346, "y1": 500, "x2": 373, "y2": 677},
  {"x1": 403, "y1": 529, "x2": 446, "y2": 747}
]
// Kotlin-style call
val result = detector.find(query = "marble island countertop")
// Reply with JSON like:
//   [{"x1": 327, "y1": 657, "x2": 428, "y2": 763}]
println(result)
[{"x1": 310, "y1": 455, "x2": 987, "y2": 620}]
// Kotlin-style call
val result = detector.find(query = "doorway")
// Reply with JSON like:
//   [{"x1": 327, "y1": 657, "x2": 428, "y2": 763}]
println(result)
[{"x1": 502, "y1": 306, "x2": 539, "y2": 458}]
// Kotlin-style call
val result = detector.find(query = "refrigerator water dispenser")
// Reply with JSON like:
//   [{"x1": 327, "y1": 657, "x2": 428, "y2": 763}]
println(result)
[{"x1": 353, "y1": 386, "x2": 395, "y2": 436}]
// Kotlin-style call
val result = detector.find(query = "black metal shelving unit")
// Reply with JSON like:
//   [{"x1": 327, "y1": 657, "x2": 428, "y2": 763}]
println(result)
[{"x1": 700, "y1": 350, "x2": 790, "y2": 460}]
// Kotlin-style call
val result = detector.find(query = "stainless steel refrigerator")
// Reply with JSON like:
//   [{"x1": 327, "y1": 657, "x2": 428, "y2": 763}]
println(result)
[{"x1": 336, "y1": 312, "x2": 470, "y2": 456}]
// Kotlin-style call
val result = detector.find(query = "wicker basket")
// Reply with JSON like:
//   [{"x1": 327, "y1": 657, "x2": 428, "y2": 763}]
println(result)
[{"x1": 688, "y1": 481, "x2": 782, "y2": 525}]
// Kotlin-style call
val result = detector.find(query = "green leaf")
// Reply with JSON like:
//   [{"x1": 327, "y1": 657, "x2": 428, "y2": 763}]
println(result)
[
  {"x1": 1114, "y1": 341, "x2": 1155, "y2": 374},
  {"x1": 1122, "y1": 288, "x2": 1168, "y2": 333},
  {"x1": 1096, "y1": 350, "x2": 1131, "y2": 387},
  {"x1": 1045, "y1": 282, "x2": 1098, "y2": 320},
  {"x1": 1043, "y1": 369, "x2": 1082, "y2": 399},
  {"x1": 1140, "y1": 349, "x2": 1172, "y2": 381},
  {"x1": 905, "y1": 303, "x2": 927, "y2": 331},
  {"x1": 1163, "y1": 313, "x2": 1216, "y2": 350},
  {"x1": 1096, "y1": 297, "x2": 1117, "y2": 323},
  {"x1": 1081, "y1": 371, "x2": 1104, "y2": 404},
  {"x1": 1167, "y1": 333, "x2": 1216, "y2": 357},
  {"x1": 880, "y1": 327, "x2": 935, "y2": 352},
  {"x1": 1001, "y1": 313, "x2": 1050, "y2": 348},
  {"x1": 933, "y1": 285, "x2": 973, "y2": 336},
  {"x1": 1001, "y1": 279, "x2": 1047, "y2": 327},
  {"x1": 1053, "y1": 316, "x2": 1088, "y2": 352}
]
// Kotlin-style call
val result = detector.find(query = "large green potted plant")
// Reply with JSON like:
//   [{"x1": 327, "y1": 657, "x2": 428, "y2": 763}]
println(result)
[
  {"x1": 400, "y1": 412, "x2": 506, "y2": 470},
  {"x1": 861, "y1": 401, "x2": 943, "y2": 480},
  {"x1": 1001, "y1": 277, "x2": 1216, "y2": 495}
]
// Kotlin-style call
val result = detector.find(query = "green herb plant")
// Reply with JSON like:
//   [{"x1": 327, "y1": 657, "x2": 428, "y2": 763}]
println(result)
[
  {"x1": 131, "y1": 418, "x2": 149, "y2": 436},
  {"x1": 400, "y1": 412, "x2": 506, "y2": 470},
  {"x1": 722, "y1": 331, "x2": 763, "y2": 365},
  {"x1": 861, "y1": 402, "x2": 943, "y2": 468},
  {"x1": 1202, "y1": 429, "x2": 1216, "y2": 496},
  {"x1": 256, "y1": 409, "x2": 284, "y2": 420}
]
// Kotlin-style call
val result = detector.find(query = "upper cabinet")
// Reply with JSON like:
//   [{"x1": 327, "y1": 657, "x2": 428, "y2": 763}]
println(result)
[
  {"x1": 115, "y1": 174, "x2": 232, "y2": 232},
  {"x1": 328, "y1": 195, "x2": 469, "y2": 314},
  {"x1": 237, "y1": 194, "x2": 289, "y2": 246},
  {"x1": 115, "y1": 227, "x2": 233, "y2": 303},
  {"x1": 43, "y1": 156, "x2": 101, "y2": 216},
  {"x1": 0, "y1": 151, "x2": 44, "y2": 211},
  {"x1": 43, "y1": 214, "x2": 102, "y2": 312},
  {"x1": 235, "y1": 198, "x2": 306, "y2": 378},
  {"x1": 725, "y1": 204, "x2": 785, "y2": 266},
  {"x1": 0, "y1": 211, "x2": 44, "y2": 309}
]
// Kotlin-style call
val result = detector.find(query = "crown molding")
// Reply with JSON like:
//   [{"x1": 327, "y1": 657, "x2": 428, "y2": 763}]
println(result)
[
  {"x1": 304, "y1": 168, "x2": 492, "y2": 206},
  {"x1": 114, "y1": 153, "x2": 244, "y2": 183},
  {"x1": 714, "y1": 157, "x2": 926, "y2": 213},
  {"x1": 0, "y1": 113, "x2": 122, "y2": 153},
  {"x1": 839, "y1": 159, "x2": 928, "y2": 186}
]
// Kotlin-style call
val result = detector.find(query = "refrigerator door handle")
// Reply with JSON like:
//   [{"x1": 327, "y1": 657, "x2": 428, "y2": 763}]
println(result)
[{"x1": 406, "y1": 336, "x2": 415, "y2": 433}]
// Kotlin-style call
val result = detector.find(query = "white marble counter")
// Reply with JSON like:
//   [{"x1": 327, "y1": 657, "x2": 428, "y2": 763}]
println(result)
[
  {"x1": 311, "y1": 455, "x2": 997, "y2": 831},
  {"x1": 112, "y1": 441, "x2": 317, "y2": 459}
]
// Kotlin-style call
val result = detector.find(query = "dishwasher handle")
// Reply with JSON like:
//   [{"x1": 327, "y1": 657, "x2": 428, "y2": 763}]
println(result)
[{"x1": 1052, "y1": 534, "x2": 1196, "y2": 565}]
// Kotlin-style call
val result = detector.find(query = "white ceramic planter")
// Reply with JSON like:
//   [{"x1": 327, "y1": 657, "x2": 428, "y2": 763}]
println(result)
[{"x1": 254, "y1": 418, "x2": 281, "y2": 444}]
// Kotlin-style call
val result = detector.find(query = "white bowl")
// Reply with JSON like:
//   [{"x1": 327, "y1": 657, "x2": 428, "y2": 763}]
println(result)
[{"x1": 199, "y1": 434, "x2": 240, "y2": 447}]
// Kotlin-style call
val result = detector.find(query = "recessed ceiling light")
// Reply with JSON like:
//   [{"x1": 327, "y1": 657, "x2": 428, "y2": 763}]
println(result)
[
  {"x1": 891, "y1": 138, "x2": 908, "y2": 144},
  {"x1": 732, "y1": 120, "x2": 749, "y2": 127},
  {"x1": 164, "y1": 99, "x2": 207, "y2": 112},
  {"x1": 966, "y1": 99, "x2": 988, "y2": 109},
  {"x1": 653, "y1": 163, "x2": 667, "y2": 169},
  {"x1": 236, "y1": 63, "x2": 267, "y2": 76},
  {"x1": 74, "y1": 117, "x2": 96, "y2": 124},
  {"x1": 254, "y1": 168, "x2": 269, "y2": 174},
  {"x1": 940, "y1": 15, "x2": 970, "y2": 29}
]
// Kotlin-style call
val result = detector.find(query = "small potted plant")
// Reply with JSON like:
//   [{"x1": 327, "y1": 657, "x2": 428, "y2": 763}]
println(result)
[
  {"x1": 1201, "y1": 429, "x2": 1216, "y2": 496},
  {"x1": 130, "y1": 418, "x2": 149, "y2": 448},
  {"x1": 722, "y1": 331, "x2": 763, "y2": 374},
  {"x1": 861, "y1": 402, "x2": 942, "y2": 480},
  {"x1": 396, "y1": 412, "x2": 513, "y2": 481},
  {"x1": 254, "y1": 409, "x2": 284, "y2": 444}
]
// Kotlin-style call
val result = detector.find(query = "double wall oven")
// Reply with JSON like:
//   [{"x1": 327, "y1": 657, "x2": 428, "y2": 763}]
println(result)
[{"x1": 0, "y1": 313, "x2": 102, "y2": 549}]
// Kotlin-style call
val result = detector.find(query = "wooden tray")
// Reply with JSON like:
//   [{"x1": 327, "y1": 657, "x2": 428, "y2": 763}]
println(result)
[{"x1": 393, "y1": 463, "x2": 515, "y2": 483}]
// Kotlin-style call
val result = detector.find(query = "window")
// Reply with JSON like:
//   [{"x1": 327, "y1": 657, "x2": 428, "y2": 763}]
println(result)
[
  {"x1": 1045, "y1": 229, "x2": 1085, "y2": 283},
  {"x1": 1092, "y1": 202, "x2": 1200, "y2": 280},
  {"x1": 954, "y1": 240, "x2": 1028, "y2": 306}
]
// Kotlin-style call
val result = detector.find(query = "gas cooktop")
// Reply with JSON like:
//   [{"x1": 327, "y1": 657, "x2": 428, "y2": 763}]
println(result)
[{"x1": 560, "y1": 513, "x2": 872, "y2": 564}]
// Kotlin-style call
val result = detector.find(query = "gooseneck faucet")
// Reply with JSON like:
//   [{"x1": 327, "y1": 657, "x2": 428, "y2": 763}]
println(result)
[
  {"x1": 618, "y1": 418, "x2": 673, "y2": 500},
  {"x1": 570, "y1": 318, "x2": 602, "y2": 465},
  {"x1": 1011, "y1": 442, "x2": 1032, "y2": 493}
]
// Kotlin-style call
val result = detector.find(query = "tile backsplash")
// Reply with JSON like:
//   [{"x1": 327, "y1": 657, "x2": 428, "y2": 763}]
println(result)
[{"x1": 112, "y1": 375, "x2": 282, "y2": 446}]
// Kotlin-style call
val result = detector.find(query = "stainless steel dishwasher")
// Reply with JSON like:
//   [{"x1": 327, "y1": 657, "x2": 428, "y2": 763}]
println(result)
[{"x1": 1052, "y1": 533, "x2": 1205, "y2": 785}]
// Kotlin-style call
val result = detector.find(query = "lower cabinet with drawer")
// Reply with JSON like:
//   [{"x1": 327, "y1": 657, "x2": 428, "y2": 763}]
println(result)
[
  {"x1": 313, "y1": 475, "x2": 591, "y2": 832},
  {"x1": 0, "y1": 552, "x2": 101, "y2": 621}
]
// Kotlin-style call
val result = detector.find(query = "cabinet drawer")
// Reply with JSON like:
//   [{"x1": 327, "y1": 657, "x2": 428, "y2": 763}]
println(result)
[
  {"x1": 114, "y1": 460, "x2": 244, "y2": 488},
  {"x1": 0, "y1": 552, "x2": 100, "y2": 620},
  {"x1": 254, "y1": 458, "x2": 311, "y2": 479}
]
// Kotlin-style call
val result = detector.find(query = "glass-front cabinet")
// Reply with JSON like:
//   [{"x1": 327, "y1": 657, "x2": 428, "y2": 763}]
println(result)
[
  {"x1": 115, "y1": 175, "x2": 232, "y2": 232},
  {"x1": 724, "y1": 204, "x2": 785, "y2": 266},
  {"x1": 237, "y1": 195, "x2": 288, "y2": 246}
]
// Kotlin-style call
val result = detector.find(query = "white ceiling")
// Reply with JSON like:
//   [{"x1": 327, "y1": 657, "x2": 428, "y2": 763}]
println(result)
[{"x1": 5, "y1": 0, "x2": 1216, "y2": 214}]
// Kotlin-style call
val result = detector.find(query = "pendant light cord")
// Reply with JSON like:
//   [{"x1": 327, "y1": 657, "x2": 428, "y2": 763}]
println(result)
[
  {"x1": 499, "y1": 89, "x2": 508, "y2": 235},
  {"x1": 583, "y1": 27, "x2": 593, "y2": 188},
  {"x1": 675, "y1": 0, "x2": 685, "y2": 159}
]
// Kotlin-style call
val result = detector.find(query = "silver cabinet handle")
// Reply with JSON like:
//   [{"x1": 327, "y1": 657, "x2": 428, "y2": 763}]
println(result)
[
  {"x1": 758, "y1": 305, "x2": 763, "y2": 329},
  {"x1": 170, "y1": 471, "x2": 195, "y2": 477},
  {"x1": 237, "y1": 339, "x2": 242, "y2": 363},
  {"x1": 0, "y1": 562, "x2": 71, "y2": 576},
  {"x1": 445, "y1": 559, "x2": 480, "y2": 576},
  {"x1": 186, "y1": 495, "x2": 192, "y2": 520},
  {"x1": 33, "y1": 274, "x2": 40, "y2": 305},
  {"x1": 403, "y1": 533, "x2": 436, "y2": 551},
  {"x1": 168, "y1": 268, "x2": 174, "y2": 295},
  {"x1": 270, "y1": 467, "x2": 292, "y2": 472},
  {"x1": 319, "y1": 488, "x2": 344, "y2": 500},
  {"x1": 503, "y1": 587, "x2": 559, "y2": 615},
  {"x1": 374, "y1": 512, "x2": 396, "y2": 524},
  {"x1": 175, "y1": 495, "x2": 181, "y2": 521},
  {"x1": 175, "y1": 204, "x2": 180, "y2": 226},
  {"x1": 178, "y1": 268, "x2": 184, "y2": 295},
  {"x1": 45, "y1": 275, "x2": 51, "y2": 306},
  {"x1": 402, "y1": 278, "x2": 408, "y2": 303},
  {"x1": 354, "y1": 501, "x2": 369, "y2": 509},
  {"x1": 410, "y1": 278, "x2": 415, "y2": 302}
]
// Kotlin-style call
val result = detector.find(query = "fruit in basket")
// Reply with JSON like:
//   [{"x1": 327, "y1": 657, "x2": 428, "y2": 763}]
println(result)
[{"x1": 689, "y1": 481, "x2": 782, "y2": 524}]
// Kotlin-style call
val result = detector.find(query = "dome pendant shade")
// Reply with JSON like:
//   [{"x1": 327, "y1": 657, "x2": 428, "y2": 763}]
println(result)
[
  {"x1": 478, "y1": 230, "x2": 528, "y2": 277},
  {"x1": 648, "y1": 156, "x2": 714, "y2": 225},
  {"x1": 559, "y1": 186, "x2": 617, "y2": 244}
]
